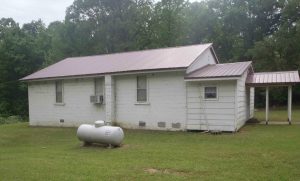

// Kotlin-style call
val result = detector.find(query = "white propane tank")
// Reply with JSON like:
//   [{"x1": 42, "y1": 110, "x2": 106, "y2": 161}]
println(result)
[{"x1": 77, "y1": 121, "x2": 124, "y2": 147}]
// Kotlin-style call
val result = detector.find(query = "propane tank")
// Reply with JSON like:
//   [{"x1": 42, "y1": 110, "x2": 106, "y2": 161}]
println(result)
[{"x1": 77, "y1": 121, "x2": 124, "y2": 147}]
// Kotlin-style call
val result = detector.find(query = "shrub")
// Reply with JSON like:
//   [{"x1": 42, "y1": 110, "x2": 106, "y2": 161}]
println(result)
[{"x1": 0, "y1": 115, "x2": 27, "y2": 125}]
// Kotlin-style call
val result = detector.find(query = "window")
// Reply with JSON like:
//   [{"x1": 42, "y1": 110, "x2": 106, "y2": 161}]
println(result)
[
  {"x1": 55, "y1": 81, "x2": 63, "y2": 103},
  {"x1": 137, "y1": 76, "x2": 147, "y2": 102},
  {"x1": 204, "y1": 86, "x2": 217, "y2": 99},
  {"x1": 95, "y1": 78, "x2": 104, "y2": 95}
]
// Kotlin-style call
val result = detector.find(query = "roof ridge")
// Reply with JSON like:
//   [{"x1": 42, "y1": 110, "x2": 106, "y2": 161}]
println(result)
[{"x1": 67, "y1": 43, "x2": 213, "y2": 60}]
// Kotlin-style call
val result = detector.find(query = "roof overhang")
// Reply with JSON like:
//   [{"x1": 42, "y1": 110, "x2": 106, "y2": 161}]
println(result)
[
  {"x1": 246, "y1": 83, "x2": 299, "y2": 87},
  {"x1": 185, "y1": 76, "x2": 240, "y2": 82},
  {"x1": 246, "y1": 70, "x2": 300, "y2": 87},
  {"x1": 21, "y1": 67, "x2": 186, "y2": 82},
  {"x1": 209, "y1": 47, "x2": 219, "y2": 64}
]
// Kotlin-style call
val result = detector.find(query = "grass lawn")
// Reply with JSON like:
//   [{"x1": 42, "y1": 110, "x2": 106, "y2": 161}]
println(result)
[
  {"x1": 1, "y1": 123, "x2": 300, "y2": 180},
  {"x1": 254, "y1": 107, "x2": 300, "y2": 123}
]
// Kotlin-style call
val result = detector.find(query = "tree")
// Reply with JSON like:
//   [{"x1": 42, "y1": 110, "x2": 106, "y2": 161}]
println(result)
[
  {"x1": 150, "y1": 0, "x2": 187, "y2": 47},
  {"x1": 64, "y1": 0, "x2": 154, "y2": 54},
  {"x1": 0, "y1": 19, "x2": 49, "y2": 116}
]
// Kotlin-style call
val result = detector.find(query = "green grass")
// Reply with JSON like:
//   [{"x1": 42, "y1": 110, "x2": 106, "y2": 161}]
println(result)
[
  {"x1": 255, "y1": 107, "x2": 300, "y2": 122},
  {"x1": 1, "y1": 123, "x2": 300, "y2": 180}
]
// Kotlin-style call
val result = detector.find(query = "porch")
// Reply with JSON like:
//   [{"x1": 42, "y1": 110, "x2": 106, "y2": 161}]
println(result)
[{"x1": 246, "y1": 71, "x2": 300, "y2": 125}]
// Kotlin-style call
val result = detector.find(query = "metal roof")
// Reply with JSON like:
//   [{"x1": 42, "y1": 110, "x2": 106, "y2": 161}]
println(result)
[
  {"x1": 246, "y1": 71, "x2": 300, "y2": 86},
  {"x1": 21, "y1": 43, "x2": 213, "y2": 81},
  {"x1": 185, "y1": 61, "x2": 252, "y2": 79}
]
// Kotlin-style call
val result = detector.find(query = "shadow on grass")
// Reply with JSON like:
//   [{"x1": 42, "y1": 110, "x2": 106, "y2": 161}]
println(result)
[{"x1": 75, "y1": 142, "x2": 129, "y2": 150}]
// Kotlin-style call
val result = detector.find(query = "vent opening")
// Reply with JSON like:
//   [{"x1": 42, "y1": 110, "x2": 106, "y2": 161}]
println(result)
[
  {"x1": 157, "y1": 122, "x2": 166, "y2": 128},
  {"x1": 172, "y1": 123, "x2": 181, "y2": 128},
  {"x1": 139, "y1": 121, "x2": 146, "y2": 127}
]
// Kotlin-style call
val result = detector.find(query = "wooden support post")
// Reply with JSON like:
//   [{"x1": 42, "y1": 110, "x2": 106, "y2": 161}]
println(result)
[
  {"x1": 266, "y1": 87, "x2": 269, "y2": 125},
  {"x1": 288, "y1": 85, "x2": 292, "y2": 125}
]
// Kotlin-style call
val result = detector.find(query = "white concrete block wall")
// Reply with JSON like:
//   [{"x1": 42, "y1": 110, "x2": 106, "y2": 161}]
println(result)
[
  {"x1": 28, "y1": 70, "x2": 251, "y2": 132},
  {"x1": 114, "y1": 71, "x2": 187, "y2": 130},
  {"x1": 105, "y1": 75, "x2": 115, "y2": 124},
  {"x1": 28, "y1": 78, "x2": 106, "y2": 127},
  {"x1": 186, "y1": 80, "x2": 236, "y2": 132},
  {"x1": 186, "y1": 48, "x2": 217, "y2": 74}
]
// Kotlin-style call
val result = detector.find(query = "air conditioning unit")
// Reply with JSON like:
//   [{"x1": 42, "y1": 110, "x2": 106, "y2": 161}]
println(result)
[{"x1": 90, "y1": 95, "x2": 104, "y2": 104}]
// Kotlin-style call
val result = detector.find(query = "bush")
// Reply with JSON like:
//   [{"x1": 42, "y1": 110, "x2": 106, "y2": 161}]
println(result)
[
  {"x1": 0, "y1": 117, "x2": 5, "y2": 124},
  {"x1": 0, "y1": 115, "x2": 27, "y2": 125}
]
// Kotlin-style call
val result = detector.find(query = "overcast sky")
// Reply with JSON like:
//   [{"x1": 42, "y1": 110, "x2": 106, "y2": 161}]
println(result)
[
  {"x1": 0, "y1": 0, "x2": 201, "y2": 26},
  {"x1": 0, "y1": 0, "x2": 74, "y2": 26}
]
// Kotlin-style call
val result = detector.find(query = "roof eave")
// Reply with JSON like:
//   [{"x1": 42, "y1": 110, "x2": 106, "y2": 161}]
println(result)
[
  {"x1": 209, "y1": 46, "x2": 219, "y2": 64},
  {"x1": 20, "y1": 67, "x2": 187, "y2": 82},
  {"x1": 246, "y1": 82, "x2": 300, "y2": 87},
  {"x1": 184, "y1": 75, "x2": 241, "y2": 81}
]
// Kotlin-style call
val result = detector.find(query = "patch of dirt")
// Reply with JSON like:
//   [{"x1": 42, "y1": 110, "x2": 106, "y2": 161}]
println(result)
[
  {"x1": 119, "y1": 144, "x2": 130, "y2": 149},
  {"x1": 144, "y1": 168, "x2": 190, "y2": 176},
  {"x1": 145, "y1": 168, "x2": 159, "y2": 174}
]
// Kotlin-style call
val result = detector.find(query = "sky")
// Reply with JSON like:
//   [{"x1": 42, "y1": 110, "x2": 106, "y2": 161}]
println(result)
[
  {"x1": 0, "y1": 0, "x2": 74, "y2": 26},
  {"x1": 0, "y1": 0, "x2": 201, "y2": 26}
]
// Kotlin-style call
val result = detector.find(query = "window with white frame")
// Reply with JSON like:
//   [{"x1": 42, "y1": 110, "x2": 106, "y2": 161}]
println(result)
[
  {"x1": 95, "y1": 78, "x2": 104, "y2": 95},
  {"x1": 55, "y1": 81, "x2": 63, "y2": 103},
  {"x1": 137, "y1": 76, "x2": 147, "y2": 102},
  {"x1": 204, "y1": 86, "x2": 217, "y2": 99}
]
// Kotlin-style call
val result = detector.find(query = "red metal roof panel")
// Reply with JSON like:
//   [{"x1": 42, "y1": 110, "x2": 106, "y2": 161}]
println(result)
[
  {"x1": 185, "y1": 61, "x2": 252, "y2": 79},
  {"x1": 21, "y1": 43, "x2": 212, "y2": 81},
  {"x1": 246, "y1": 71, "x2": 300, "y2": 86}
]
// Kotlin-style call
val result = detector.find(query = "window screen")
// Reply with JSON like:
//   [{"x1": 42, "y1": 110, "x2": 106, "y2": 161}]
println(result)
[
  {"x1": 95, "y1": 78, "x2": 104, "y2": 95},
  {"x1": 55, "y1": 81, "x2": 63, "y2": 103},
  {"x1": 137, "y1": 76, "x2": 147, "y2": 102},
  {"x1": 204, "y1": 86, "x2": 217, "y2": 99}
]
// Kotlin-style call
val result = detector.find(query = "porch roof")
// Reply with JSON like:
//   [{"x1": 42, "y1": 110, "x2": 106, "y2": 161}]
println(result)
[{"x1": 246, "y1": 71, "x2": 300, "y2": 86}]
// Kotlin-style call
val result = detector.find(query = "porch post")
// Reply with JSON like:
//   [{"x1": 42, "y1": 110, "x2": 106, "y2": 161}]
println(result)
[
  {"x1": 266, "y1": 87, "x2": 269, "y2": 125},
  {"x1": 288, "y1": 85, "x2": 292, "y2": 125}
]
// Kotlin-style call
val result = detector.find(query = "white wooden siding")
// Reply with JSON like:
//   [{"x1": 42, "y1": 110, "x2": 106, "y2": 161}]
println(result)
[
  {"x1": 186, "y1": 48, "x2": 217, "y2": 74},
  {"x1": 115, "y1": 71, "x2": 187, "y2": 130},
  {"x1": 28, "y1": 78, "x2": 106, "y2": 127},
  {"x1": 186, "y1": 80, "x2": 236, "y2": 132},
  {"x1": 250, "y1": 87, "x2": 255, "y2": 118},
  {"x1": 236, "y1": 69, "x2": 251, "y2": 130}
]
